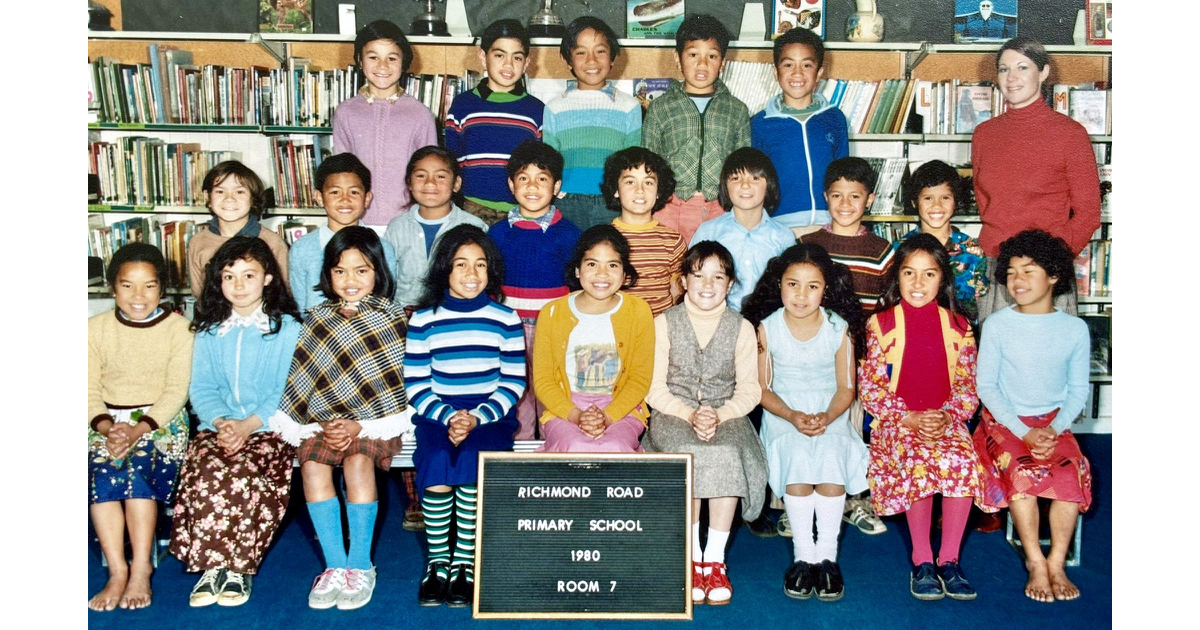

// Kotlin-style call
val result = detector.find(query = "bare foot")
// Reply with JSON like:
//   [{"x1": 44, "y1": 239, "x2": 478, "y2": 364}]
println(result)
[
  {"x1": 1048, "y1": 565, "x2": 1080, "y2": 601},
  {"x1": 119, "y1": 562, "x2": 153, "y2": 610},
  {"x1": 88, "y1": 572, "x2": 128, "y2": 611},
  {"x1": 1024, "y1": 558, "x2": 1054, "y2": 603}
]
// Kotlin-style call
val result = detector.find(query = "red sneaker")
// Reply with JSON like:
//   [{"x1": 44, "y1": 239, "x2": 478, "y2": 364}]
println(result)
[{"x1": 706, "y1": 562, "x2": 732, "y2": 606}]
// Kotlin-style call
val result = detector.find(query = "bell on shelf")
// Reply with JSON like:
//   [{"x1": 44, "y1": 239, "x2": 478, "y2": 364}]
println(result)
[
  {"x1": 411, "y1": 0, "x2": 449, "y2": 37},
  {"x1": 528, "y1": 0, "x2": 566, "y2": 39},
  {"x1": 846, "y1": 0, "x2": 884, "y2": 43}
]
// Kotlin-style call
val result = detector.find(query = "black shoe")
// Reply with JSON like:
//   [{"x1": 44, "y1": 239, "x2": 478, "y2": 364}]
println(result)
[
  {"x1": 417, "y1": 562, "x2": 450, "y2": 606},
  {"x1": 746, "y1": 512, "x2": 778, "y2": 538},
  {"x1": 783, "y1": 560, "x2": 817, "y2": 600},
  {"x1": 816, "y1": 560, "x2": 844, "y2": 602},
  {"x1": 446, "y1": 565, "x2": 474, "y2": 608},
  {"x1": 937, "y1": 561, "x2": 977, "y2": 601}
]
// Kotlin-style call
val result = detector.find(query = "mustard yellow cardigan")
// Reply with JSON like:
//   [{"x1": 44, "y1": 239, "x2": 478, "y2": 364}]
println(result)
[{"x1": 532, "y1": 292, "x2": 654, "y2": 425}]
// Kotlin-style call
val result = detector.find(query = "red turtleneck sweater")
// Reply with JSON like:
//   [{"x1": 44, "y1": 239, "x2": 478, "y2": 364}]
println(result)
[{"x1": 971, "y1": 98, "x2": 1101, "y2": 257}]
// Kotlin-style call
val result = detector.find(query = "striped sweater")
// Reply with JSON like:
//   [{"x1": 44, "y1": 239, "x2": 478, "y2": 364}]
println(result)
[
  {"x1": 444, "y1": 85, "x2": 544, "y2": 210},
  {"x1": 404, "y1": 292, "x2": 527, "y2": 425},
  {"x1": 543, "y1": 81, "x2": 643, "y2": 196},
  {"x1": 487, "y1": 209, "x2": 582, "y2": 319},
  {"x1": 800, "y1": 225, "x2": 895, "y2": 315},
  {"x1": 613, "y1": 219, "x2": 685, "y2": 317}
]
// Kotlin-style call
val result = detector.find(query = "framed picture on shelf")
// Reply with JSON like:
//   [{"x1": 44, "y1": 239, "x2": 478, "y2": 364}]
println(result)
[
  {"x1": 772, "y1": 0, "x2": 825, "y2": 40},
  {"x1": 627, "y1": 0, "x2": 686, "y2": 39},
  {"x1": 1086, "y1": 1, "x2": 1112, "y2": 45},
  {"x1": 259, "y1": 0, "x2": 314, "y2": 34},
  {"x1": 953, "y1": 0, "x2": 1018, "y2": 43}
]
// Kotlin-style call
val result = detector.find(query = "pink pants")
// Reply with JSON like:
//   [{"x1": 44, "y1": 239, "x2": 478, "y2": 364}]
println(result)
[
  {"x1": 656, "y1": 193, "x2": 724, "y2": 246},
  {"x1": 536, "y1": 392, "x2": 646, "y2": 453}
]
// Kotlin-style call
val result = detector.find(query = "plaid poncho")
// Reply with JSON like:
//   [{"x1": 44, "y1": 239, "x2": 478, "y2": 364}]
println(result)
[{"x1": 279, "y1": 295, "x2": 409, "y2": 430}]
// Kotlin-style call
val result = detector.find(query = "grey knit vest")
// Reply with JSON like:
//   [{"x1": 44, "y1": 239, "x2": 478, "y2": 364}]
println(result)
[{"x1": 662, "y1": 303, "x2": 742, "y2": 409}]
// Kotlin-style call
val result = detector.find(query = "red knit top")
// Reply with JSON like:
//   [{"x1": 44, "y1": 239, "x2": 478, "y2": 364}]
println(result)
[{"x1": 971, "y1": 98, "x2": 1101, "y2": 257}]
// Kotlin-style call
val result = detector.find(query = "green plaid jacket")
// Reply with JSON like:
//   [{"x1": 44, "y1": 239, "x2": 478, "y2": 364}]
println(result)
[{"x1": 641, "y1": 79, "x2": 751, "y2": 201}]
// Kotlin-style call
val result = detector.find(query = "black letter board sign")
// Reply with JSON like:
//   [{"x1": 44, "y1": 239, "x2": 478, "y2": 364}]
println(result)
[{"x1": 474, "y1": 452, "x2": 692, "y2": 619}]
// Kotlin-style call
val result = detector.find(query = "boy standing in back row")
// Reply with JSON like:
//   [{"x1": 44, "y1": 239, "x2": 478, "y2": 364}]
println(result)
[
  {"x1": 642, "y1": 14, "x2": 750, "y2": 245},
  {"x1": 445, "y1": 19, "x2": 544, "y2": 226},
  {"x1": 751, "y1": 27, "x2": 850, "y2": 234}
]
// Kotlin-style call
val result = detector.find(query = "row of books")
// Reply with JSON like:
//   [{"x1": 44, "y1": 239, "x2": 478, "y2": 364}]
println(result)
[
  {"x1": 1074, "y1": 239, "x2": 1111, "y2": 298},
  {"x1": 404, "y1": 72, "x2": 480, "y2": 128},
  {"x1": 88, "y1": 215, "x2": 196, "y2": 289},
  {"x1": 88, "y1": 214, "x2": 324, "y2": 289},
  {"x1": 823, "y1": 78, "x2": 918, "y2": 135},
  {"x1": 268, "y1": 135, "x2": 331, "y2": 209},
  {"x1": 89, "y1": 136, "x2": 241, "y2": 207}
]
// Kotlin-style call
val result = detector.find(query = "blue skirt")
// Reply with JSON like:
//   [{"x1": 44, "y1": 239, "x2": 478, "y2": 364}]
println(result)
[
  {"x1": 413, "y1": 393, "x2": 517, "y2": 498},
  {"x1": 89, "y1": 406, "x2": 189, "y2": 504}
]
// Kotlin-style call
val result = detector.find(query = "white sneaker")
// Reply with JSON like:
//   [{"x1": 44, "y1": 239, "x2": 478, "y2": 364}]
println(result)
[
  {"x1": 843, "y1": 503, "x2": 887, "y2": 535},
  {"x1": 308, "y1": 568, "x2": 346, "y2": 609},
  {"x1": 337, "y1": 566, "x2": 377, "y2": 610},
  {"x1": 217, "y1": 571, "x2": 252, "y2": 607}
]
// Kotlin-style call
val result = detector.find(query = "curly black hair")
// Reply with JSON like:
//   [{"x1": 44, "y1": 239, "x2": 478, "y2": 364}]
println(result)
[
  {"x1": 740, "y1": 243, "x2": 866, "y2": 360},
  {"x1": 191, "y1": 236, "x2": 300, "y2": 335},
  {"x1": 600, "y1": 147, "x2": 676, "y2": 214},
  {"x1": 879, "y1": 233, "x2": 963, "y2": 322},
  {"x1": 904, "y1": 160, "x2": 966, "y2": 216},
  {"x1": 415, "y1": 225, "x2": 506, "y2": 312},
  {"x1": 565, "y1": 224, "x2": 638, "y2": 291},
  {"x1": 994, "y1": 229, "x2": 1075, "y2": 298}
]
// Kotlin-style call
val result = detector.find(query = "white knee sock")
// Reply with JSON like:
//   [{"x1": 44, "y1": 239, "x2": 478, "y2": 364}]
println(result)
[
  {"x1": 703, "y1": 528, "x2": 729, "y2": 566},
  {"x1": 813, "y1": 493, "x2": 847, "y2": 562},
  {"x1": 692, "y1": 522, "x2": 702, "y2": 562},
  {"x1": 783, "y1": 493, "x2": 817, "y2": 563}
]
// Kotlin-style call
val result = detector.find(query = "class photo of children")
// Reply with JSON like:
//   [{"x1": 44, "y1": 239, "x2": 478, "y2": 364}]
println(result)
[{"x1": 84, "y1": 5, "x2": 1117, "y2": 627}]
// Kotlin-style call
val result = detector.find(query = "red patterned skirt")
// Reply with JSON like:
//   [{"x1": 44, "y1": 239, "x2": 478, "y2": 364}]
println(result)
[
  {"x1": 972, "y1": 408, "x2": 1093, "y2": 512},
  {"x1": 296, "y1": 431, "x2": 403, "y2": 470},
  {"x1": 169, "y1": 431, "x2": 294, "y2": 574}
]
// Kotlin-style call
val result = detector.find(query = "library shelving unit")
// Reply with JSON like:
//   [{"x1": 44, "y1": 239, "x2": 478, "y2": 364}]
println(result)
[{"x1": 87, "y1": 31, "x2": 1112, "y2": 431}]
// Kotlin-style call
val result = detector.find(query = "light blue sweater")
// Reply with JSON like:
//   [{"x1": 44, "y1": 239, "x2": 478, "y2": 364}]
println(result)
[
  {"x1": 288, "y1": 223, "x2": 399, "y2": 312},
  {"x1": 977, "y1": 306, "x2": 1090, "y2": 438},
  {"x1": 189, "y1": 315, "x2": 303, "y2": 434},
  {"x1": 382, "y1": 204, "x2": 487, "y2": 307}
]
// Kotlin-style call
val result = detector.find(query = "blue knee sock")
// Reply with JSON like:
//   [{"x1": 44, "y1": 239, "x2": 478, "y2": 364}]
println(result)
[
  {"x1": 306, "y1": 497, "x2": 347, "y2": 569},
  {"x1": 346, "y1": 501, "x2": 378, "y2": 570}
]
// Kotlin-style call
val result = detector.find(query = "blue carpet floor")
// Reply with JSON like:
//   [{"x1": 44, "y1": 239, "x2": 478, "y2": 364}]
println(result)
[{"x1": 88, "y1": 435, "x2": 1111, "y2": 629}]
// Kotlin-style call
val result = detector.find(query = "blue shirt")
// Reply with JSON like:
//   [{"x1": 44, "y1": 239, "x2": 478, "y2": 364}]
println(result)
[
  {"x1": 288, "y1": 222, "x2": 399, "y2": 312},
  {"x1": 690, "y1": 209, "x2": 796, "y2": 311}
]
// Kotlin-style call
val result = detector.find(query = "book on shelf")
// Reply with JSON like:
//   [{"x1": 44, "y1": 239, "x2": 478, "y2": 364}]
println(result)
[
  {"x1": 719, "y1": 61, "x2": 780, "y2": 116},
  {"x1": 268, "y1": 134, "x2": 332, "y2": 210},
  {"x1": 867, "y1": 221, "x2": 911, "y2": 245},
  {"x1": 632, "y1": 78, "x2": 671, "y2": 113},
  {"x1": 1098, "y1": 163, "x2": 1112, "y2": 220},
  {"x1": 1079, "y1": 311, "x2": 1112, "y2": 376},
  {"x1": 954, "y1": 84, "x2": 994, "y2": 134},
  {"x1": 88, "y1": 216, "x2": 197, "y2": 289},
  {"x1": 1069, "y1": 89, "x2": 1109, "y2": 135},
  {"x1": 865, "y1": 157, "x2": 908, "y2": 216},
  {"x1": 1073, "y1": 239, "x2": 1111, "y2": 297}
]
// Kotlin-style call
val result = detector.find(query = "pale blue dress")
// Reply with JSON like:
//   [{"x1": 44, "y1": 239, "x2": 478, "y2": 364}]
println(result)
[{"x1": 759, "y1": 308, "x2": 869, "y2": 496}]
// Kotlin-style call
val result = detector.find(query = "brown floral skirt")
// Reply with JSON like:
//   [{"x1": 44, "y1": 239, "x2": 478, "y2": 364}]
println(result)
[{"x1": 169, "y1": 431, "x2": 294, "y2": 574}]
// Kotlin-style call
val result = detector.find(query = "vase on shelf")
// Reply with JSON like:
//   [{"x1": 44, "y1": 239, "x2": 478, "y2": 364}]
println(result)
[{"x1": 846, "y1": 0, "x2": 884, "y2": 43}]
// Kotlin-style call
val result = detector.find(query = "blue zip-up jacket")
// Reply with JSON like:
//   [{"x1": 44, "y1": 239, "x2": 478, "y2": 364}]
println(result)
[{"x1": 751, "y1": 93, "x2": 850, "y2": 228}]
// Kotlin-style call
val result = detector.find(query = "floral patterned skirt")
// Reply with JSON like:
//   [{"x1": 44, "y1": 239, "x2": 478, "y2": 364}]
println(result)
[
  {"x1": 972, "y1": 408, "x2": 1093, "y2": 512},
  {"x1": 867, "y1": 417, "x2": 993, "y2": 516},
  {"x1": 169, "y1": 431, "x2": 295, "y2": 574},
  {"x1": 88, "y1": 405, "x2": 188, "y2": 504}
]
